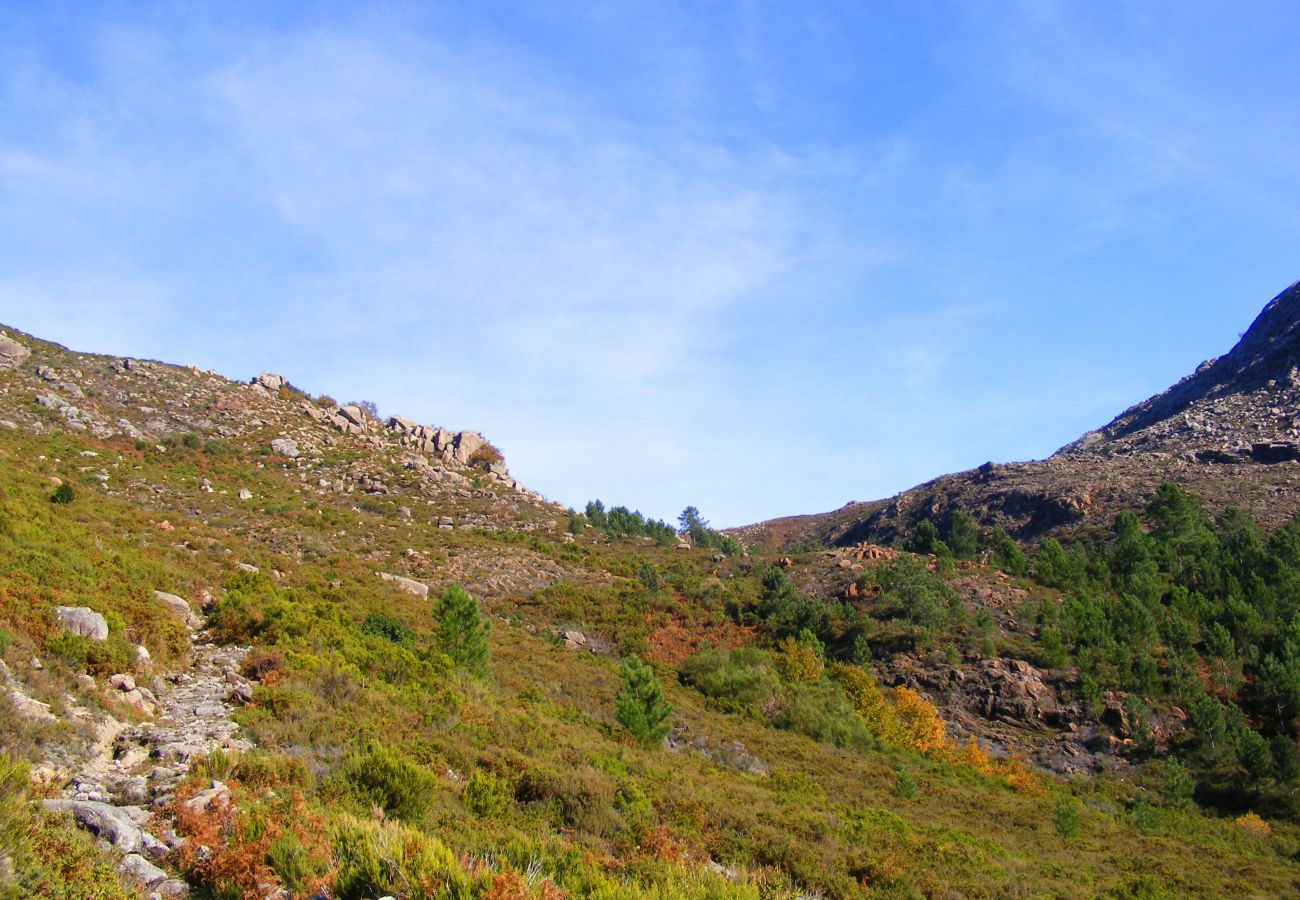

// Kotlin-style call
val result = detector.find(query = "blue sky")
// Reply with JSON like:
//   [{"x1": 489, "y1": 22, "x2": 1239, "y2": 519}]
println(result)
[{"x1": 2, "y1": 1, "x2": 1298, "y2": 527}]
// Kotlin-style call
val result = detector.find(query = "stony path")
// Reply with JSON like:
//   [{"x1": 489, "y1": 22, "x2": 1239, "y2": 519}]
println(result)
[{"x1": 43, "y1": 640, "x2": 252, "y2": 899}]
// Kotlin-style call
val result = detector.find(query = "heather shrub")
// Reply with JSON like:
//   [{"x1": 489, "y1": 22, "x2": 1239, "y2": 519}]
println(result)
[
  {"x1": 463, "y1": 769, "x2": 511, "y2": 818},
  {"x1": 468, "y1": 442, "x2": 505, "y2": 470},
  {"x1": 360, "y1": 611, "x2": 413, "y2": 645},
  {"x1": 1052, "y1": 795, "x2": 1081, "y2": 837},
  {"x1": 331, "y1": 816, "x2": 476, "y2": 900},
  {"x1": 333, "y1": 742, "x2": 436, "y2": 823},
  {"x1": 679, "y1": 647, "x2": 778, "y2": 713}
]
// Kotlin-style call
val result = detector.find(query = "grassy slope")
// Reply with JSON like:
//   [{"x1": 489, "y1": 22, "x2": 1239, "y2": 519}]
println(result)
[{"x1": 0, "y1": 409, "x2": 1297, "y2": 897}]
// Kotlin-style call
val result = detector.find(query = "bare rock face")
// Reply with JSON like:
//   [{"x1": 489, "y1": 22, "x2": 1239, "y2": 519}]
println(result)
[
  {"x1": 453, "y1": 430, "x2": 484, "y2": 464},
  {"x1": 54, "y1": 606, "x2": 109, "y2": 641},
  {"x1": 0, "y1": 332, "x2": 29, "y2": 370}
]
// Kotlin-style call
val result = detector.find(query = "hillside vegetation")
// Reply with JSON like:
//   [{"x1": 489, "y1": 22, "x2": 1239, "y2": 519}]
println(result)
[{"x1": 0, "y1": 325, "x2": 1297, "y2": 898}]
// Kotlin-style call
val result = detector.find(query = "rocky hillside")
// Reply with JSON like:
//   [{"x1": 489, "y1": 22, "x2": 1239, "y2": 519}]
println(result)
[
  {"x1": 2, "y1": 319, "x2": 1297, "y2": 899},
  {"x1": 734, "y1": 279, "x2": 1300, "y2": 551}
]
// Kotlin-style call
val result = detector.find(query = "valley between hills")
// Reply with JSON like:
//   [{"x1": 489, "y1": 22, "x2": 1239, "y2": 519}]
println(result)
[{"x1": 2, "y1": 282, "x2": 1300, "y2": 898}]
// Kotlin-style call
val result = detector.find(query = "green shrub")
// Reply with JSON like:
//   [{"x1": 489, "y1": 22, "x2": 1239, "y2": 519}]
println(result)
[
  {"x1": 463, "y1": 770, "x2": 510, "y2": 818},
  {"x1": 894, "y1": 768, "x2": 917, "y2": 800},
  {"x1": 680, "y1": 647, "x2": 778, "y2": 713},
  {"x1": 1129, "y1": 792, "x2": 1160, "y2": 831},
  {"x1": 1160, "y1": 759, "x2": 1195, "y2": 809},
  {"x1": 360, "y1": 612, "x2": 412, "y2": 645},
  {"x1": 331, "y1": 816, "x2": 475, "y2": 900},
  {"x1": 334, "y1": 742, "x2": 436, "y2": 823},
  {"x1": 193, "y1": 747, "x2": 237, "y2": 782},
  {"x1": 48, "y1": 632, "x2": 132, "y2": 676},
  {"x1": 515, "y1": 763, "x2": 618, "y2": 835},
  {"x1": 772, "y1": 682, "x2": 875, "y2": 751},
  {"x1": 1052, "y1": 795, "x2": 1081, "y2": 837},
  {"x1": 615, "y1": 655, "x2": 672, "y2": 746},
  {"x1": 49, "y1": 483, "x2": 75, "y2": 504},
  {"x1": 203, "y1": 437, "x2": 238, "y2": 457},
  {"x1": 234, "y1": 750, "x2": 313, "y2": 791},
  {"x1": 266, "y1": 830, "x2": 329, "y2": 895}
]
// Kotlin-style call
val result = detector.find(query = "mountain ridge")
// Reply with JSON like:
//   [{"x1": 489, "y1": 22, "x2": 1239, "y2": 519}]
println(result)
[{"x1": 732, "y1": 279, "x2": 1300, "y2": 551}]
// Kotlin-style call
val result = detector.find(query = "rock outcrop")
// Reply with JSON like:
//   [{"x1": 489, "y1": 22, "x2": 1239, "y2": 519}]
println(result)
[{"x1": 0, "y1": 332, "x2": 30, "y2": 370}]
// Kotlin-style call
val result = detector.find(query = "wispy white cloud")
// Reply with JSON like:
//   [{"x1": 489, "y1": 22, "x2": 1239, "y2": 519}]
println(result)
[{"x1": 1, "y1": 3, "x2": 1297, "y2": 527}]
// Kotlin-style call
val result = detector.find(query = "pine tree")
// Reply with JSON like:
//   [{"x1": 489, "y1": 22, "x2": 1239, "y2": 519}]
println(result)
[
  {"x1": 908, "y1": 519, "x2": 948, "y2": 557},
  {"x1": 614, "y1": 655, "x2": 672, "y2": 746},
  {"x1": 434, "y1": 583, "x2": 490, "y2": 677}
]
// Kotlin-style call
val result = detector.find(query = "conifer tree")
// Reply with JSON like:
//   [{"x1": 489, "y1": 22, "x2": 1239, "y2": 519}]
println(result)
[
  {"x1": 434, "y1": 583, "x2": 490, "y2": 677},
  {"x1": 614, "y1": 655, "x2": 672, "y2": 746}
]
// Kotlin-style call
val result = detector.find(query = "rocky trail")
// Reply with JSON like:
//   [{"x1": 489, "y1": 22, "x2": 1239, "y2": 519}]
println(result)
[{"x1": 40, "y1": 638, "x2": 252, "y2": 898}]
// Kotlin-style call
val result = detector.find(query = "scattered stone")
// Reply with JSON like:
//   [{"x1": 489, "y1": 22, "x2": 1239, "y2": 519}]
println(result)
[
  {"x1": 236, "y1": 562, "x2": 259, "y2": 574},
  {"x1": 238, "y1": 488, "x2": 253, "y2": 500},
  {"x1": 337, "y1": 405, "x2": 367, "y2": 427},
  {"x1": 452, "y1": 430, "x2": 484, "y2": 464}
]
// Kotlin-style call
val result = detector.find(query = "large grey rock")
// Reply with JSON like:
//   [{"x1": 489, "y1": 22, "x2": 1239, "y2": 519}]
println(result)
[
  {"x1": 337, "y1": 405, "x2": 367, "y2": 427},
  {"x1": 41, "y1": 800, "x2": 167, "y2": 857},
  {"x1": 54, "y1": 606, "x2": 108, "y2": 641},
  {"x1": 149, "y1": 879, "x2": 191, "y2": 899},
  {"x1": 378, "y1": 572, "x2": 429, "y2": 599},
  {"x1": 154, "y1": 591, "x2": 201, "y2": 629},
  {"x1": 269, "y1": 437, "x2": 300, "y2": 458},
  {"x1": 452, "y1": 430, "x2": 484, "y2": 464},
  {"x1": 252, "y1": 372, "x2": 286, "y2": 391},
  {"x1": 182, "y1": 781, "x2": 231, "y2": 813},
  {"x1": 0, "y1": 333, "x2": 29, "y2": 370},
  {"x1": 119, "y1": 853, "x2": 169, "y2": 887}
]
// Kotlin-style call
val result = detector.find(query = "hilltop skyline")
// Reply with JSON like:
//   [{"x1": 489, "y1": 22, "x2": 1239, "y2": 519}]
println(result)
[{"x1": 3, "y1": 1, "x2": 1299, "y2": 525}]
